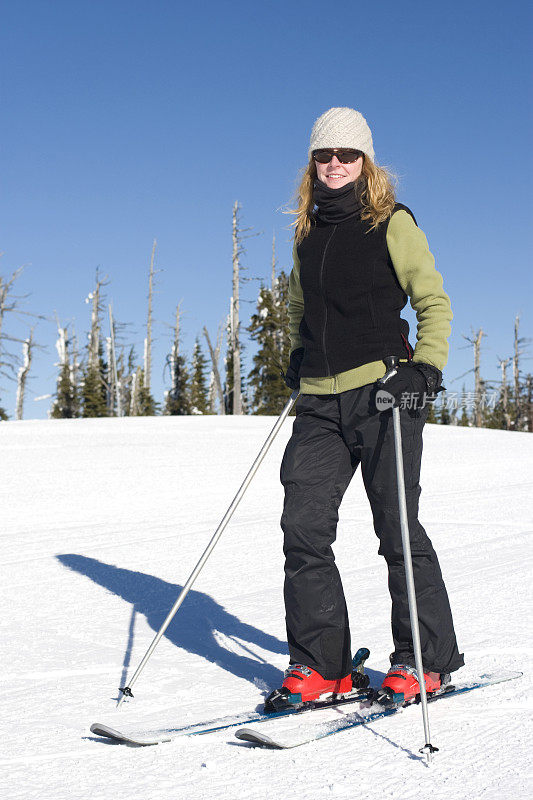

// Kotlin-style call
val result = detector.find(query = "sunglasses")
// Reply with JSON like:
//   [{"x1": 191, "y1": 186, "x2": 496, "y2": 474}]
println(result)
[{"x1": 312, "y1": 148, "x2": 364, "y2": 164}]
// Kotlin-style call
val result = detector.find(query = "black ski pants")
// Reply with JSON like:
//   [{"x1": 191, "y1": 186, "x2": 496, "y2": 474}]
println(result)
[{"x1": 280, "y1": 385, "x2": 464, "y2": 680}]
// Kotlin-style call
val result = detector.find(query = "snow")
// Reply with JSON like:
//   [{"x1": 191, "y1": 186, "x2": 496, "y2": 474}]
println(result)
[{"x1": 1, "y1": 415, "x2": 532, "y2": 800}]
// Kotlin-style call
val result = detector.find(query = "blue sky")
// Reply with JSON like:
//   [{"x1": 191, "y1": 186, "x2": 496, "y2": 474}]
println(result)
[{"x1": 1, "y1": 0, "x2": 532, "y2": 418}]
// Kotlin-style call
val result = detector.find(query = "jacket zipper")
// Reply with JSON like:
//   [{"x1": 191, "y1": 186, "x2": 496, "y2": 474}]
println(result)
[{"x1": 320, "y1": 224, "x2": 337, "y2": 379}]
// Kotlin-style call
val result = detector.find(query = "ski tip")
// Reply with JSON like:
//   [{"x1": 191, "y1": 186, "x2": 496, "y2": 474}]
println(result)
[
  {"x1": 89, "y1": 722, "x2": 169, "y2": 746},
  {"x1": 90, "y1": 723, "x2": 129, "y2": 741},
  {"x1": 90, "y1": 723, "x2": 108, "y2": 735},
  {"x1": 90, "y1": 722, "x2": 129, "y2": 743},
  {"x1": 478, "y1": 670, "x2": 523, "y2": 682},
  {"x1": 235, "y1": 728, "x2": 285, "y2": 749}
]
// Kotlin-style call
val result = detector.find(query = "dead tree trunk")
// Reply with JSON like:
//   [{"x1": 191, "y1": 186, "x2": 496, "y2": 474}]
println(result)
[
  {"x1": 203, "y1": 323, "x2": 225, "y2": 415},
  {"x1": 0, "y1": 268, "x2": 23, "y2": 344},
  {"x1": 271, "y1": 232, "x2": 277, "y2": 291},
  {"x1": 473, "y1": 328, "x2": 484, "y2": 427},
  {"x1": 0, "y1": 266, "x2": 25, "y2": 381},
  {"x1": 55, "y1": 318, "x2": 68, "y2": 369},
  {"x1": 70, "y1": 326, "x2": 80, "y2": 398},
  {"x1": 15, "y1": 329, "x2": 34, "y2": 420},
  {"x1": 0, "y1": 276, "x2": 10, "y2": 364},
  {"x1": 168, "y1": 302, "x2": 181, "y2": 403},
  {"x1": 513, "y1": 314, "x2": 521, "y2": 429},
  {"x1": 144, "y1": 239, "x2": 157, "y2": 394},
  {"x1": 498, "y1": 357, "x2": 511, "y2": 430},
  {"x1": 88, "y1": 277, "x2": 103, "y2": 370},
  {"x1": 105, "y1": 336, "x2": 113, "y2": 412},
  {"x1": 231, "y1": 203, "x2": 242, "y2": 415},
  {"x1": 525, "y1": 374, "x2": 533, "y2": 432},
  {"x1": 130, "y1": 366, "x2": 142, "y2": 416},
  {"x1": 108, "y1": 305, "x2": 122, "y2": 416},
  {"x1": 0, "y1": 278, "x2": 6, "y2": 351}
]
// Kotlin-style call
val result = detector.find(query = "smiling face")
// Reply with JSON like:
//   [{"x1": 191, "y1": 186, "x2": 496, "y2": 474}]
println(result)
[{"x1": 315, "y1": 153, "x2": 364, "y2": 189}]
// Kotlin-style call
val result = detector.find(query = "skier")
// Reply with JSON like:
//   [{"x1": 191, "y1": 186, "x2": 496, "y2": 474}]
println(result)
[{"x1": 269, "y1": 106, "x2": 464, "y2": 710}]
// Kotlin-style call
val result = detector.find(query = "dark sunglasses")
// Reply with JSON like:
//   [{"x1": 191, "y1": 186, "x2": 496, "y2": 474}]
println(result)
[{"x1": 312, "y1": 148, "x2": 364, "y2": 164}]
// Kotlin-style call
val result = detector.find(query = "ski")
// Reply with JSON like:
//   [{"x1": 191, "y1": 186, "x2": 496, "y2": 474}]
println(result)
[
  {"x1": 90, "y1": 667, "x2": 522, "y2": 748},
  {"x1": 235, "y1": 670, "x2": 522, "y2": 749},
  {"x1": 90, "y1": 647, "x2": 372, "y2": 746},
  {"x1": 90, "y1": 688, "x2": 372, "y2": 746}
]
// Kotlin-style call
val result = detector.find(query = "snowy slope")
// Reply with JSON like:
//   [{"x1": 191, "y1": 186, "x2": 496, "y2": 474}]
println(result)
[{"x1": 1, "y1": 415, "x2": 532, "y2": 800}]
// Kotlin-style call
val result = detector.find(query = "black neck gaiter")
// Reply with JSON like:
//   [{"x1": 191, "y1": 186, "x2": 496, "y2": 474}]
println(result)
[{"x1": 312, "y1": 177, "x2": 366, "y2": 224}]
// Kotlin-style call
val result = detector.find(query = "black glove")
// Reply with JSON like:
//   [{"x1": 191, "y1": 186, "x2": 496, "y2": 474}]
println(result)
[
  {"x1": 377, "y1": 362, "x2": 443, "y2": 409},
  {"x1": 283, "y1": 347, "x2": 304, "y2": 390}
]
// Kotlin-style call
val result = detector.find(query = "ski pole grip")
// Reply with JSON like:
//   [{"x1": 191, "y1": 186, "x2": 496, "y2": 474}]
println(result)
[{"x1": 378, "y1": 355, "x2": 400, "y2": 386}]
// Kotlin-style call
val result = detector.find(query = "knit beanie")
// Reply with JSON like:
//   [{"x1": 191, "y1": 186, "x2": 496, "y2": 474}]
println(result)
[{"x1": 308, "y1": 107, "x2": 375, "y2": 162}]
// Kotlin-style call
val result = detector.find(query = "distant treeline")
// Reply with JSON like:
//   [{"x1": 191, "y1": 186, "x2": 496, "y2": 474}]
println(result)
[{"x1": 0, "y1": 213, "x2": 531, "y2": 431}]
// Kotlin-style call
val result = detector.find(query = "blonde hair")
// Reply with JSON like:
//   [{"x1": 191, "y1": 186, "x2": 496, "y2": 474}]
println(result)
[{"x1": 288, "y1": 156, "x2": 399, "y2": 244}]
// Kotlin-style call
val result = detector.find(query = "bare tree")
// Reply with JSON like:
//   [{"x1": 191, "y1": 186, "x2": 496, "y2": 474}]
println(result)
[
  {"x1": 105, "y1": 335, "x2": 113, "y2": 411},
  {"x1": 130, "y1": 366, "x2": 142, "y2": 416},
  {"x1": 108, "y1": 304, "x2": 122, "y2": 416},
  {"x1": 497, "y1": 357, "x2": 511, "y2": 430},
  {"x1": 106, "y1": 316, "x2": 134, "y2": 416},
  {"x1": 15, "y1": 328, "x2": 35, "y2": 420},
  {"x1": 229, "y1": 202, "x2": 260, "y2": 415},
  {"x1": 472, "y1": 328, "x2": 485, "y2": 427},
  {"x1": 512, "y1": 314, "x2": 529, "y2": 429},
  {"x1": 525, "y1": 374, "x2": 533, "y2": 432},
  {"x1": 462, "y1": 328, "x2": 485, "y2": 427},
  {"x1": 70, "y1": 325, "x2": 80, "y2": 398},
  {"x1": 144, "y1": 239, "x2": 157, "y2": 394},
  {"x1": 0, "y1": 266, "x2": 26, "y2": 383},
  {"x1": 81, "y1": 271, "x2": 110, "y2": 417},
  {"x1": 163, "y1": 302, "x2": 191, "y2": 415},
  {"x1": 1, "y1": 265, "x2": 47, "y2": 417},
  {"x1": 167, "y1": 302, "x2": 182, "y2": 409},
  {"x1": 86, "y1": 271, "x2": 108, "y2": 369},
  {"x1": 203, "y1": 322, "x2": 225, "y2": 415},
  {"x1": 50, "y1": 316, "x2": 80, "y2": 419},
  {"x1": 231, "y1": 203, "x2": 243, "y2": 415},
  {"x1": 54, "y1": 317, "x2": 68, "y2": 368}
]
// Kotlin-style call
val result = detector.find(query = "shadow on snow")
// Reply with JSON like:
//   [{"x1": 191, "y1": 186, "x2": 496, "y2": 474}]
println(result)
[{"x1": 56, "y1": 554, "x2": 288, "y2": 691}]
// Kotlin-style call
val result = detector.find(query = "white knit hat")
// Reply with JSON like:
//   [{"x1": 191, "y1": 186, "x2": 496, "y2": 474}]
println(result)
[{"x1": 309, "y1": 107, "x2": 375, "y2": 162}]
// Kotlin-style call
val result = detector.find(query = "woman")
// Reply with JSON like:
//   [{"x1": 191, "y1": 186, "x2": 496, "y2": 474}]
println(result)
[{"x1": 268, "y1": 106, "x2": 463, "y2": 710}]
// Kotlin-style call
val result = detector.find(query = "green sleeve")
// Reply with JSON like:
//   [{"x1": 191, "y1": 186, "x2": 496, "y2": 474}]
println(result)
[
  {"x1": 288, "y1": 240, "x2": 305, "y2": 354},
  {"x1": 386, "y1": 210, "x2": 453, "y2": 371}
]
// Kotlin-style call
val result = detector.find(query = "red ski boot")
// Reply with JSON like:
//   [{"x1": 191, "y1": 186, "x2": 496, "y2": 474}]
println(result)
[
  {"x1": 264, "y1": 664, "x2": 352, "y2": 713},
  {"x1": 378, "y1": 664, "x2": 445, "y2": 704}
]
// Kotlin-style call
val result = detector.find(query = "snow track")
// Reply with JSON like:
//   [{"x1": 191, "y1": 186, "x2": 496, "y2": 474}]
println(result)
[{"x1": 0, "y1": 416, "x2": 531, "y2": 799}]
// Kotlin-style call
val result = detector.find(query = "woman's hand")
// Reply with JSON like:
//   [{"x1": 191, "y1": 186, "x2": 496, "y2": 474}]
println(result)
[
  {"x1": 284, "y1": 347, "x2": 305, "y2": 390},
  {"x1": 376, "y1": 362, "x2": 443, "y2": 409}
]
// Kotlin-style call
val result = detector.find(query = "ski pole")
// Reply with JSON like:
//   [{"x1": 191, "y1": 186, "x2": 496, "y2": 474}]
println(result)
[
  {"x1": 117, "y1": 389, "x2": 300, "y2": 707},
  {"x1": 377, "y1": 356, "x2": 438, "y2": 762}
]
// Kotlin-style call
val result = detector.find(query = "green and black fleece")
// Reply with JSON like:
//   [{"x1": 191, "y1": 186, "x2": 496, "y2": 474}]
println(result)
[{"x1": 289, "y1": 204, "x2": 453, "y2": 394}]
